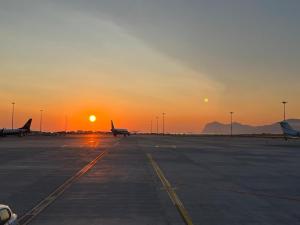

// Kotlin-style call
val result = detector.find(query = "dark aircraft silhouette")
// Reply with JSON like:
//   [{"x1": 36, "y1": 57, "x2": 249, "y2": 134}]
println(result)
[
  {"x1": 1, "y1": 119, "x2": 32, "y2": 137},
  {"x1": 111, "y1": 120, "x2": 130, "y2": 137}
]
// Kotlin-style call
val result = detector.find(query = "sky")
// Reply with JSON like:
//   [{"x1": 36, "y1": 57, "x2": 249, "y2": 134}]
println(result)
[{"x1": 0, "y1": 0, "x2": 300, "y2": 133}]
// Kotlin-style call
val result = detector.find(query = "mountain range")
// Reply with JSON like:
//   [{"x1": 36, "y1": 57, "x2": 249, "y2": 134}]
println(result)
[{"x1": 202, "y1": 119, "x2": 300, "y2": 135}]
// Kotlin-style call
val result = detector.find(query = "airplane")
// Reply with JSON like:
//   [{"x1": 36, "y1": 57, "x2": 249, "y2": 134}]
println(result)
[
  {"x1": 111, "y1": 120, "x2": 130, "y2": 137},
  {"x1": 0, "y1": 119, "x2": 32, "y2": 137},
  {"x1": 279, "y1": 121, "x2": 300, "y2": 140}
]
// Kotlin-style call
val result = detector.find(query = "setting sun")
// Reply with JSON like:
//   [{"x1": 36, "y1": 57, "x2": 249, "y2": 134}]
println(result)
[{"x1": 89, "y1": 115, "x2": 96, "y2": 123}]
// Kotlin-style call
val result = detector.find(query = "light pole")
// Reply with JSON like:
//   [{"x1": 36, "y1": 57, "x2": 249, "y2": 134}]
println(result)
[
  {"x1": 282, "y1": 101, "x2": 287, "y2": 121},
  {"x1": 65, "y1": 115, "x2": 68, "y2": 133},
  {"x1": 162, "y1": 112, "x2": 166, "y2": 135},
  {"x1": 230, "y1": 112, "x2": 234, "y2": 136},
  {"x1": 11, "y1": 102, "x2": 15, "y2": 129},
  {"x1": 156, "y1": 116, "x2": 159, "y2": 135},
  {"x1": 40, "y1": 110, "x2": 43, "y2": 132},
  {"x1": 150, "y1": 119, "x2": 153, "y2": 134}
]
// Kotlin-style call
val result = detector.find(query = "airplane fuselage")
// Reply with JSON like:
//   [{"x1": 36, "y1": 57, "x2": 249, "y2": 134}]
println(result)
[
  {"x1": 111, "y1": 128, "x2": 130, "y2": 137},
  {"x1": 1, "y1": 119, "x2": 32, "y2": 137},
  {"x1": 111, "y1": 120, "x2": 130, "y2": 137},
  {"x1": 284, "y1": 132, "x2": 300, "y2": 139},
  {"x1": 1, "y1": 128, "x2": 29, "y2": 137}
]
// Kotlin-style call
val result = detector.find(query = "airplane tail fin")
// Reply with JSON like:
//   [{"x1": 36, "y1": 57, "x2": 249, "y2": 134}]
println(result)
[
  {"x1": 280, "y1": 121, "x2": 298, "y2": 136},
  {"x1": 20, "y1": 119, "x2": 32, "y2": 131},
  {"x1": 111, "y1": 120, "x2": 115, "y2": 130}
]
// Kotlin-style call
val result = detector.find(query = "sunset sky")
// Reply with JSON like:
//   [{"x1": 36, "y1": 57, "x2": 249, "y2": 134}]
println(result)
[{"x1": 1, "y1": 0, "x2": 300, "y2": 133}]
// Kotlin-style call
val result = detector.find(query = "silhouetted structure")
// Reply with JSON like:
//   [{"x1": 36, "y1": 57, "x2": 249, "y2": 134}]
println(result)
[
  {"x1": 230, "y1": 112, "x2": 234, "y2": 136},
  {"x1": 162, "y1": 112, "x2": 166, "y2": 135},
  {"x1": 40, "y1": 110, "x2": 43, "y2": 132},
  {"x1": 282, "y1": 101, "x2": 287, "y2": 121},
  {"x1": 11, "y1": 102, "x2": 15, "y2": 129},
  {"x1": 156, "y1": 116, "x2": 159, "y2": 134}
]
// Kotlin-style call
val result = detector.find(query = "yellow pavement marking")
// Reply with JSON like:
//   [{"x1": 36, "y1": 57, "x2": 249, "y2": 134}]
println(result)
[
  {"x1": 19, "y1": 151, "x2": 107, "y2": 225},
  {"x1": 147, "y1": 153, "x2": 194, "y2": 225}
]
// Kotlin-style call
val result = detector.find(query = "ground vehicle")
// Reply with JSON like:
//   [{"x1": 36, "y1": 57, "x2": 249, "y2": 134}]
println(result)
[{"x1": 0, "y1": 205, "x2": 18, "y2": 225}]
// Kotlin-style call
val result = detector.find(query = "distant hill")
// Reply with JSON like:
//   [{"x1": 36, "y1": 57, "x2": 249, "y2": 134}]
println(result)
[{"x1": 202, "y1": 119, "x2": 300, "y2": 134}]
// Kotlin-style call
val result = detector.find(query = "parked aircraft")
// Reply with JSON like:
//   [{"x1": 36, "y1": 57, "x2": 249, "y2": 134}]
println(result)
[
  {"x1": 0, "y1": 119, "x2": 32, "y2": 137},
  {"x1": 280, "y1": 121, "x2": 300, "y2": 140},
  {"x1": 111, "y1": 120, "x2": 130, "y2": 137}
]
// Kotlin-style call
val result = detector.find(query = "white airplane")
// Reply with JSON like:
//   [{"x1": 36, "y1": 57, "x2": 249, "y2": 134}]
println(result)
[
  {"x1": 111, "y1": 120, "x2": 130, "y2": 137},
  {"x1": 280, "y1": 121, "x2": 300, "y2": 140},
  {"x1": 0, "y1": 119, "x2": 32, "y2": 137}
]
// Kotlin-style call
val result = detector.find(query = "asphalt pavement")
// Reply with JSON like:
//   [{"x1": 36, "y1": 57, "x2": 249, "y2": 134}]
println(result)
[{"x1": 0, "y1": 135, "x2": 299, "y2": 225}]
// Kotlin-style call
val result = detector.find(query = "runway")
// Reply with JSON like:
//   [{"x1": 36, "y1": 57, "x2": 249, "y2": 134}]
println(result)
[{"x1": 0, "y1": 135, "x2": 300, "y2": 224}]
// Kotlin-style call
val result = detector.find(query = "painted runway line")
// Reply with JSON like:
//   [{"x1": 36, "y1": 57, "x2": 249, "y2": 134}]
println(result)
[
  {"x1": 147, "y1": 153, "x2": 194, "y2": 225},
  {"x1": 18, "y1": 151, "x2": 107, "y2": 225}
]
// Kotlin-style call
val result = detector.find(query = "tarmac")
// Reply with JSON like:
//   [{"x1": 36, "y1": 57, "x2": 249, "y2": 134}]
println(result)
[{"x1": 0, "y1": 134, "x2": 300, "y2": 225}]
